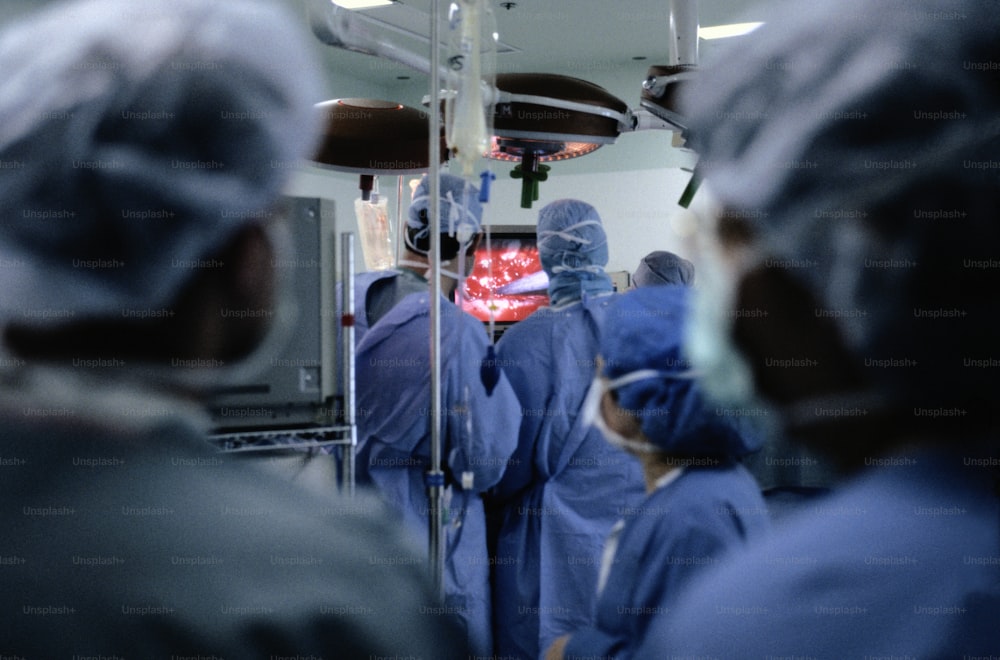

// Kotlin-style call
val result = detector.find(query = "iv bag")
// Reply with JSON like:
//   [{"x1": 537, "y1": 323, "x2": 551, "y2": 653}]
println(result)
[
  {"x1": 445, "y1": 0, "x2": 496, "y2": 178},
  {"x1": 354, "y1": 196, "x2": 395, "y2": 271}
]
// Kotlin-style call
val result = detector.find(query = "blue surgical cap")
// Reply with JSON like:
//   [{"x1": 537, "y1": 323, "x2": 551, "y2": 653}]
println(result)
[
  {"x1": 537, "y1": 199, "x2": 609, "y2": 272},
  {"x1": 632, "y1": 251, "x2": 695, "y2": 287},
  {"x1": 601, "y1": 286, "x2": 760, "y2": 458},
  {"x1": 537, "y1": 199, "x2": 613, "y2": 306},
  {"x1": 681, "y1": 0, "x2": 1000, "y2": 414},
  {"x1": 0, "y1": 0, "x2": 323, "y2": 326},
  {"x1": 407, "y1": 173, "x2": 483, "y2": 241}
]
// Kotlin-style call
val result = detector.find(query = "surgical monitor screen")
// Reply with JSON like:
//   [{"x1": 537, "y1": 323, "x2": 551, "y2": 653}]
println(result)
[{"x1": 459, "y1": 227, "x2": 549, "y2": 323}]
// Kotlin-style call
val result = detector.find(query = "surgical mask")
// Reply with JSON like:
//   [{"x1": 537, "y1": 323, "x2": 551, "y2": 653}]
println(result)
[
  {"x1": 683, "y1": 189, "x2": 760, "y2": 411},
  {"x1": 580, "y1": 369, "x2": 665, "y2": 455},
  {"x1": 680, "y1": 192, "x2": 787, "y2": 449}
]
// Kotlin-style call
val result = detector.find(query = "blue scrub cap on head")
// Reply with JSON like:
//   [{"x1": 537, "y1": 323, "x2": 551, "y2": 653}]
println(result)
[
  {"x1": 537, "y1": 199, "x2": 609, "y2": 271},
  {"x1": 600, "y1": 286, "x2": 760, "y2": 458},
  {"x1": 0, "y1": 0, "x2": 324, "y2": 326},
  {"x1": 632, "y1": 251, "x2": 695, "y2": 287},
  {"x1": 407, "y1": 173, "x2": 483, "y2": 246},
  {"x1": 536, "y1": 199, "x2": 613, "y2": 306},
  {"x1": 680, "y1": 0, "x2": 1000, "y2": 416}
]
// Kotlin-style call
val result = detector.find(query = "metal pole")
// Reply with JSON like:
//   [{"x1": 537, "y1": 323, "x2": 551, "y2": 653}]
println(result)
[
  {"x1": 426, "y1": 0, "x2": 446, "y2": 602},
  {"x1": 395, "y1": 175, "x2": 405, "y2": 268},
  {"x1": 308, "y1": 0, "x2": 450, "y2": 79},
  {"x1": 340, "y1": 232, "x2": 357, "y2": 497},
  {"x1": 668, "y1": 0, "x2": 699, "y2": 66}
]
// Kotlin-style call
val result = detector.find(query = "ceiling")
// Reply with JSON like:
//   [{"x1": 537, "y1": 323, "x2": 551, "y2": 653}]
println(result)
[
  {"x1": 0, "y1": 0, "x2": 777, "y2": 99},
  {"x1": 0, "y1": 0, "x2": 774, "y2": 174},
  {"x1": 296, "y1": 0, "x2": 777, "y2": 92}
]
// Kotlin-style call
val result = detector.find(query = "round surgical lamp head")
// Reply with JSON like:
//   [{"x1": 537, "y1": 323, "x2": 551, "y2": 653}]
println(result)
[
  {"x1": 487, "y1": 73, "x2": 631, "y2": 208},
  {"x1": 310, "y1": 98, "x2": 448, "y2": 199}
]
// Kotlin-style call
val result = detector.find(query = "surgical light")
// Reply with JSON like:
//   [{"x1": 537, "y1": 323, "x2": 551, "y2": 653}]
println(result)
[
  {"x1": 486, "y1": 73, "x2": 632, "y2": 208},
  {"x1": 310, "y1": 98, "x2": 448, "y2": 270},
  {"x1": 311, "y1": 98, "x2": 446, "y2": 184}
]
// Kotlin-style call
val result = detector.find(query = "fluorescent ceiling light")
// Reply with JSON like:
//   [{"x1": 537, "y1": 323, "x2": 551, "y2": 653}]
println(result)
[
  {"x1": 699, "y1": 22, "x2": 764, "y2": 40},
  {"x1": 332, "y1": 0, "x2": 394, "y2": 10}
]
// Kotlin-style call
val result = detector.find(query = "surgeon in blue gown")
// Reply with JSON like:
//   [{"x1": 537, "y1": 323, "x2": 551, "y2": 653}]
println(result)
[
  {"x1": 490, "y1": 199, "x2": 647, "y2": 660},
  {"x1": 546, "y1": 285, "x2": 769, "y2": 660},
  {"x1": 354, "y1": 173, "x2": 520, "y2": 657},
  {"x1": 631, "y1": 1, "x2": 1000, "y2": 657}
]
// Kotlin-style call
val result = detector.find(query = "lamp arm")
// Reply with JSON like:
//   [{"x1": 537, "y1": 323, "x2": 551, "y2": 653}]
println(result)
[
  {"x1": 641, "y1": 70, "x2": 698, "y2": 99},
  {"x1": 631, "y1": 107, "x2": 679, "y2": 132},
  {"x1": 308, "y1": 0, "x2": 449, "y2": 78}
]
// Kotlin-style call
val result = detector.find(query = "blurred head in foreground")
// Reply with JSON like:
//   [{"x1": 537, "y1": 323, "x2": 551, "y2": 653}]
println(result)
[
  {"x1": 0, "y1": 0, "x2": 324, "y2": 381},
  {"x1": 679, "y1": 0, "x2": 1000, "y2": 468}
]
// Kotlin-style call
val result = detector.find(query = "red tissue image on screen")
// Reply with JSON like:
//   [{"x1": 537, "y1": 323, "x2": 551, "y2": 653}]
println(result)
[{"x1": 460, "y1": 236, "x2": 549, "y2": 322}]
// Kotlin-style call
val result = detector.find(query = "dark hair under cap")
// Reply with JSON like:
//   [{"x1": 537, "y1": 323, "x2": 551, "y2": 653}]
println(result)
[{"x1": 0, "y1": 0, "x2": 323, "y2": 325}]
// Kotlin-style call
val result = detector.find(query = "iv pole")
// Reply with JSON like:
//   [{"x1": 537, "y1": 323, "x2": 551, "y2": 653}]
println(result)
[
  {"x1": 426, "y1": 0, "x2": 446, "y2": 602},
  {"x1": 308, "y1": 0, "x2": 448, "y2": 599}
]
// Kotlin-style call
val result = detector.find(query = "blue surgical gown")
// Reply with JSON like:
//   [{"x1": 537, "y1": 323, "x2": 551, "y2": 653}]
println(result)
[
  {"x1": 563, "y1": 462, "x2": 771, "y2": 660},
  {"x1": 634, "y1": 445, "x2": 1000, "y2": 659},
  {"x1": 354, "y1": 271, "x2": 520, "y2": 657},
  {"x1": 491, "y1": 294, "x2": 648, "y2": 660}
]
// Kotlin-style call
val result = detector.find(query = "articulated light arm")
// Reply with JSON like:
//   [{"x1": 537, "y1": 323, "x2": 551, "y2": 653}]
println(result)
[{"x1": 308, "y1": 0, "x2": 450, "y2": 79}]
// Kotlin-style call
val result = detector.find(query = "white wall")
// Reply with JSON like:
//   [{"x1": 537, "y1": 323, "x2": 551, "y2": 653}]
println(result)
[{"x1": 483, "y1": 167, "x2": 696, "y2": 275}]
